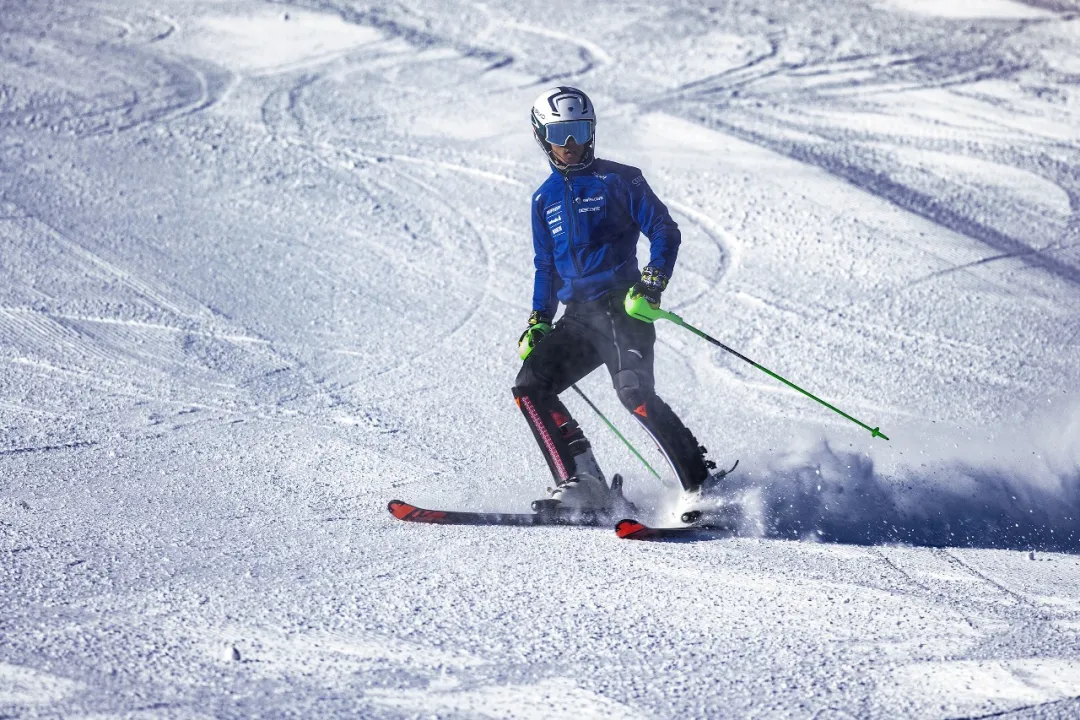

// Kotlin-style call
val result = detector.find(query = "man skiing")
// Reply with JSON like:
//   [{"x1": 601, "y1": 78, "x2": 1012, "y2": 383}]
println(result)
[{"x1": 513, "y1": 86, "x2": 719, "y2": 513}]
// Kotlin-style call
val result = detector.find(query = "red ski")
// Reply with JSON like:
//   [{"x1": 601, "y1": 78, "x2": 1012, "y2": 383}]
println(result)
[{"x1": 614, "y1": 517, "x2": 737, "y2": 540}]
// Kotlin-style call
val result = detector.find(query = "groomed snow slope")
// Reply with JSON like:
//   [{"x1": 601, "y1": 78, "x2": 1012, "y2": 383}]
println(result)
[{"x1": 2, "y1": 0, "x2": 1080, "y2": 717}]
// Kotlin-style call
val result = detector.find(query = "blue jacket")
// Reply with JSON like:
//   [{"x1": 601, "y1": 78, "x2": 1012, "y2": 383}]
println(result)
[{"x1": 531, "y1": 158, "x2": 681, "y2": 316}]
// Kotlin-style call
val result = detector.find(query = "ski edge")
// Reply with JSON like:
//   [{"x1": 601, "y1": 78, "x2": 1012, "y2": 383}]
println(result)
[{"x1": 387, "y1": 499, "x2": 608, "y2": 527}]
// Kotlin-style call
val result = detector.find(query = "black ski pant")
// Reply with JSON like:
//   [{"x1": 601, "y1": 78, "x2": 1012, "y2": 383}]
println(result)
[{"x1": 512, "y1": 289, "x2": 708, "y2": 491}]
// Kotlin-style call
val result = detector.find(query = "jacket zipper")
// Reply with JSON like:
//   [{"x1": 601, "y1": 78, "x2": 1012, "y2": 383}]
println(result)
[{"x1": 563, "y1": 176, "x2": 583, "y2": 277}]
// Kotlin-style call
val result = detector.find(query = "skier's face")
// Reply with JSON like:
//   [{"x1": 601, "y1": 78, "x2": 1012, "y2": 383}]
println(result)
[{"x1": 550, "y1": 137, "x2": 585, "y2": 166}]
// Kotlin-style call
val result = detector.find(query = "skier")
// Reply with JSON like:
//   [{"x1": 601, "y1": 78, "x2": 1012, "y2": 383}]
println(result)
[{"x1": 513, "y1": 86, "x2": 720, "y2": 513}]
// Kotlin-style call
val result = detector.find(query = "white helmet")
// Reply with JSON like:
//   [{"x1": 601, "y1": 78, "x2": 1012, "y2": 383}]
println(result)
[{"x1": 530, "y1": 86, "x2": 596, "y2": 172}]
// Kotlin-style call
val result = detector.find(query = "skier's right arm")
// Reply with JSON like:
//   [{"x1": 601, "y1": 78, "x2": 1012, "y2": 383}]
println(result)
[
  {"x1": 530, "y1": 196, "x2": 560, "y2": 321},
  {"x1": 519, "y1": 198, "x2": 559, "y2": 359}
]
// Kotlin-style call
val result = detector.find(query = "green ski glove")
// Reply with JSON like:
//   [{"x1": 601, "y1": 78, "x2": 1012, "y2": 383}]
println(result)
[{"x1": 518, "y1": 311, "x2": 553, "y2": 360}]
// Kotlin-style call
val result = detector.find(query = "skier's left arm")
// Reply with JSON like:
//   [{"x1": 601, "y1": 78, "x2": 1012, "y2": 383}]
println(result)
[{"x1": 627, "y1": 171, "x2": 681, "y2": 303}]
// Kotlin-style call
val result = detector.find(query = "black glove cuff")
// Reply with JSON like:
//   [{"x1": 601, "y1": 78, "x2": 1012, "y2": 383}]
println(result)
[{"x1": 527, "y1": 310, "x2": 553, "y2": 326}]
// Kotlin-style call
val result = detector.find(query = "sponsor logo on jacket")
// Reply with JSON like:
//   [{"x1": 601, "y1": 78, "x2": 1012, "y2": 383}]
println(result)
[{"x1": 577, "y1": 195, "x2": 603, "y2": 213}]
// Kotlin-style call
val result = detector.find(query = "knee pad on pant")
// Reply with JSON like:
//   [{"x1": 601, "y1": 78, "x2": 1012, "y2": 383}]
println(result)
[
  {"x1": 613, "y1": 369, "x2": 650, "y2": 412},
  {"x1": 514, "y1": 363, "x2": 538, "y2": 392}
]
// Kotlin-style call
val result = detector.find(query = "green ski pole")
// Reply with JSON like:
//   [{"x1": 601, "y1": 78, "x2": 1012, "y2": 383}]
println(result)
[
  {"x1": 625, "y1": 294, "x2": 889, "y2": 441},
  {"x1": 570, "y1": 384, "x2": 666, "y2": 482}
]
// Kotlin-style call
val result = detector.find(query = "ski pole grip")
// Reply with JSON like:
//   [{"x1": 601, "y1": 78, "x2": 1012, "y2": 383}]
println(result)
[{"x1": 624, "y1": 292, "x2": 681, "y2": 324}]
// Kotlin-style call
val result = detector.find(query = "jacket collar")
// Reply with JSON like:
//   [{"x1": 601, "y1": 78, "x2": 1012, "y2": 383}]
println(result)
[{"x1": 551, "y1": 157, "x2": 599, "y2": 179}]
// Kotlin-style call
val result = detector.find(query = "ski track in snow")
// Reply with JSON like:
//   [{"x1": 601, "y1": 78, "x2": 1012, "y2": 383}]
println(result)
[{"x1": 1, "y1": 0, "x2": 1080, "y2": 717}]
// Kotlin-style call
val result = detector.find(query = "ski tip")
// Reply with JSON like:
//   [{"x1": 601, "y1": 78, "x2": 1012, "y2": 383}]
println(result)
[
  {"x1": 387, "y1": 500, "x2": 450, "y2": 524},
  {"x1": 388, "y1": 500, "x2": 415, "y2": 520},
  {"x1": 615, "y1": 518, "x2": 650, "y2": 540}
]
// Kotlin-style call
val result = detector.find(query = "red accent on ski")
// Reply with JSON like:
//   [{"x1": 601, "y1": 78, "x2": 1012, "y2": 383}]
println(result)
[
  {"x1": 633, "y1": 403, "x2": 648, "y2": 418},
  {"x1": 388, "y1": 500, "x2": 448, "y2": 523},
  {"x1": 388, "y1": 500, "x2": 415, "y2": 520},
  {"x1": 615, "y1": 519, "x2": 653, "y2": 540}
]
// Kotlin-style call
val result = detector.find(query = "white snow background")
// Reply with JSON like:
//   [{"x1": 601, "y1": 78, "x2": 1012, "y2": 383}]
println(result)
[{"x1": 2, "y1": 0, "x2": 1080, "y2": 718}]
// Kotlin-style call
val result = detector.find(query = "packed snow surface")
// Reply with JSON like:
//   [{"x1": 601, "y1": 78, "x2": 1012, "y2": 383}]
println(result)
[{"x1": 2, "y1": 0, "x2": 1080, "y2": 718}]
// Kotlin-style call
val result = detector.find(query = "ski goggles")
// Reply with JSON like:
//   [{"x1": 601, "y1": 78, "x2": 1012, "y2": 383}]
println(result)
[{"x1": 544, "y1": 120, "x2": 593, "y2": 147}]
